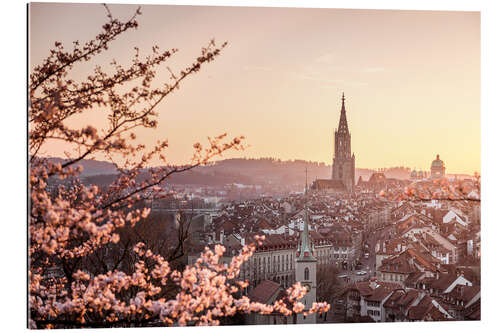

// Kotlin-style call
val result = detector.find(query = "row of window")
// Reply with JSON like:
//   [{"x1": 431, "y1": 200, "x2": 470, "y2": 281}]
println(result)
[
  {"x1": 367, "y1": 301, "x2": 380, "y2": 307},
  {"x1": 381, "y1": 273, "x2": 406, "y2": 282},
  {"x1": 252, "y1": 274, "x2": 294, "y2": 288},
  {"x1": 240, "y1": 253, "x2": 295, "y2": 278}
]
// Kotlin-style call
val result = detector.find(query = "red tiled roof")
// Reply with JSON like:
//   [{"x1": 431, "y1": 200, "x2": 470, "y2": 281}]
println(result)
[
  {"x1": 344, "y1": 280, "x2": 401, "y2": 300},
  {"x1": 431, "y1": 273, "x2": 460, "y2": 291},
  {"x1": 384, "y1": 290, "x2": 406, "y2": 309},
  {"x1": 464, "y1": 299, "x2": 480, "y2": 320},
  {"x1": 405, "y1": 271, "x2": 426, "y2": 286},
  {"x1": 397, "y1": 289, "x2": 420, "y2": 311},
  {"x1": 379, "y1": 252, "x2": 418, "y2": 274},
  {"x1": 448, "y1": 284, "x2": 480, "y2": 303},
  {"x1": 248, "y1": 280, "x2": 281, "y2": 304},
  {"x1": 365, "y1": 285, "x2": 400, "y2": 302},
  {"x1": 311, "y1": 179, "x2": 346, "y2": 190},
  {"x1": 407, "y1": 295, "x2": 433, "y2": 320},
  {"x1": 407, "y1": 305, "x2": 430, "y2": 320},
  {"x1": 406, "y1": 248, "x2": 439, "y2": 272}
]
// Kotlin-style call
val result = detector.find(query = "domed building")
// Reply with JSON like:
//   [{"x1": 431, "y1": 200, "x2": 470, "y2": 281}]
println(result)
[{"x1": 430, "y1": 154, "x2": 446, "y2": 179}]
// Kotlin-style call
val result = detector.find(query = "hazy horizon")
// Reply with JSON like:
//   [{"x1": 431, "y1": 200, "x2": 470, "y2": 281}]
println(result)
[
  {"x1": 29, "y1": 3, "x2": 480, "y2": 175},
  {"x1": 44, "y1": 154, "x2": 476, "y2": 177}
]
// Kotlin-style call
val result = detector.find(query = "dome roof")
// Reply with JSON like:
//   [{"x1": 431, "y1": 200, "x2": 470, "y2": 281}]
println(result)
[{"x1": 431, "y1": 154, "x2": 444, "y2": 168}]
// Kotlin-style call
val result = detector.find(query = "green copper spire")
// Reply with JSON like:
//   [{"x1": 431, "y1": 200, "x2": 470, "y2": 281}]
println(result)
[{"x1": 297, "y1": 168, "x2": 317, "y2": 262}]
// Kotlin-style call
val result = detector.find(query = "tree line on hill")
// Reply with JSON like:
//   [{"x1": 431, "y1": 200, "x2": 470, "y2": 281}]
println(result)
[{"x1": 46, "y1": 156, "x2": 421, "y2": 188}]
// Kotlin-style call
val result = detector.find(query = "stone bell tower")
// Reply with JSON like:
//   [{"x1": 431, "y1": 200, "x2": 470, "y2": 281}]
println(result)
[{"x1": 331, "y1": 93, "x2": 356, "y2": 192}]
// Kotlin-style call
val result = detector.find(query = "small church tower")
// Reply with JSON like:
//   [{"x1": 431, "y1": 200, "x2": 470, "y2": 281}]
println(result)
[{"x1": 295, "y1": 169, "x2": 317, "y2": 324}]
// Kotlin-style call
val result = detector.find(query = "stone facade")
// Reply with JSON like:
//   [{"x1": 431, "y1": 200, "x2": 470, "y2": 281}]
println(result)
[
  {"x1": 312, "y1": 93, "x2": 356, "y2": 193},
  {"x1": 331, "y1": 93, "x2": 356, "y2": 192}
]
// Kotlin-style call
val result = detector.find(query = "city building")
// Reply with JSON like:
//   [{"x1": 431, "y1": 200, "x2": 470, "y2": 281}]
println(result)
[
  {"x1": 312, "y1": 93, "x2": 356, "y2": 193},
  {"x1": 430, "y1": 154, "x2": 446, "y2": 179},
  {"x1": 331, "y1": 93, "x2": 356, "y2": 191}
]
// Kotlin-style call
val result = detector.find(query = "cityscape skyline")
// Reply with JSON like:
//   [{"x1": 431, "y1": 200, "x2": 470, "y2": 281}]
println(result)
[
  {"x1": 29, "y1": 3, "x2": 480, "y2": 175},
  {"x1": 27, "y1": 2, "x2": 484, "y2": 329}
]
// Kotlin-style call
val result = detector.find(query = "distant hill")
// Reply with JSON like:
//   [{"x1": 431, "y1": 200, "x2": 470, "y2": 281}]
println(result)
[
  {"x1": 47, "y1": 157, "x2": 117, "y2": 176},
  {"x1": 43, "y1": 157, "x2": 425, "y2": 187},
  {"x1": 200, "y1": 159, "x2": 413, "y2": 184},
  {"x1": 199, "y1": 158, "x2": 331, "y2": 185},
  {"x1": 82, "y1": 168, "x2": 255, "y2": 188}
]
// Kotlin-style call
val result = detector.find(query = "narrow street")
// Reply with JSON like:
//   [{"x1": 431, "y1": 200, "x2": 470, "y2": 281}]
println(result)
[{"x1": 337, "y1": 223, "x2": 395, "y2": 284}]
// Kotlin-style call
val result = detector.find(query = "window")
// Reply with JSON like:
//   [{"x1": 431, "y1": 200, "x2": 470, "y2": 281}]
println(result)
[
  {"x1": 304, "y1": 267, "x2": 310, "y2": 281},
  {"x1": 367, "y1": 301, "x2": 380, "y2": 307}
]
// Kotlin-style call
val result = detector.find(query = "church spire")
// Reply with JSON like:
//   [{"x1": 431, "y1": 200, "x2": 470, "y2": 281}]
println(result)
[
  {"x1": 338, "y1": 92, "x2": 349, "y2": 134},
  {"x1": 297, "y1": 168, "x2": 316, "y2": 262}
]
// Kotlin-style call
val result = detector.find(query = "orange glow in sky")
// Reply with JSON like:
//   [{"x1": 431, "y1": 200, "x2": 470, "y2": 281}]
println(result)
[{"x1": 29, "y1": 3, "x2": 480, "y2": 175}]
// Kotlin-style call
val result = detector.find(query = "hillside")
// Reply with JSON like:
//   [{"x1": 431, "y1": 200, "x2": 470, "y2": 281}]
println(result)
[
  {"x1": 47, "y1": 157, "x2": 118, "y2": 176},
  {"x1": 43, "y1": 157, "x2": 425, "y2": 187}
]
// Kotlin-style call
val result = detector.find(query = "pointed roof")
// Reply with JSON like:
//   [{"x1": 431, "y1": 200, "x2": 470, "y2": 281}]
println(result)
[
  {"x1": 296, "y1": 169, "x2": 316, "y2": 262},
  {"x1": 337, "y1": 92, "x2": 349, "y2": 134}
]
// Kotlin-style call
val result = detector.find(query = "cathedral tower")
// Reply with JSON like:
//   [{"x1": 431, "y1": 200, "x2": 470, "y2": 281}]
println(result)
[
  {"x1": 331, "y1": 93, "x2": 356, "y2": 192},
  {"x1": 295, "y1": 170, "x2": 317, "y2": 324}
]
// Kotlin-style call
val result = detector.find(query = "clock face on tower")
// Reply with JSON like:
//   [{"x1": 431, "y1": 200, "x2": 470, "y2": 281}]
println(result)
[{"x1": 303, "y1": 282, "x2": 312, "y2": 292}]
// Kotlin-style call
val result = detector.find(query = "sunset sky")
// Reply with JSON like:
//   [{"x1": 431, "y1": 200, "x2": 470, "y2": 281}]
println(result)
[{"x1": 29, "y1": 2, "x2": 480, "y2": 175}]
